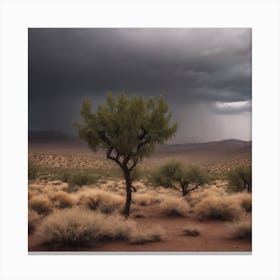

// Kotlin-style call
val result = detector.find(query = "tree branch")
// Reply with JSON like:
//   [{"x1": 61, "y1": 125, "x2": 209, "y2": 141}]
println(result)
[
  {"x1": 107, "y1": 147, "x2": 122, "y2": 168},
  {"x1": 186, "y1": 184, "x2": 200, "y2": 194},
  {"x1": 128, "y1": 160, "x2": 138, "y2": 171}
]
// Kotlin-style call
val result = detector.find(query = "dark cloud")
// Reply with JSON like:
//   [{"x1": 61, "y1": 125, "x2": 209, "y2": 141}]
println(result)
[{"x1": 28, "y1": 28, "x2": 251, "y2": 143}]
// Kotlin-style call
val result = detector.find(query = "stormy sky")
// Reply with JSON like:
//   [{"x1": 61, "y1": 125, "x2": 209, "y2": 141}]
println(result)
[{"x1": 28, "y1": 28, "x2": 251, "y2": 144}]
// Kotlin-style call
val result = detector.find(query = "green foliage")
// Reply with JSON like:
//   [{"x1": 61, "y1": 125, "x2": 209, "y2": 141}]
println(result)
[
  {"x1": 68, "y1": 172, "x2": 98, "y2": 189},
  {"x1": 227, "y1": 166, "x2": 252, "y2": 192},
  {"x1": 75, "y1": 93, "x2": 178, "y2": 162},
  {"x1": 75, "y1": 93, "x2": 177, "y2": 216},
  {"x1": 150, "y1": 160, "x2": 208, "y2": 193},
  {"x1": 28, "y1": 160, "x2": 39, "y2": 180},
  {"x1": 150, "y1": 160, "x2": 183, "y2": 188}
]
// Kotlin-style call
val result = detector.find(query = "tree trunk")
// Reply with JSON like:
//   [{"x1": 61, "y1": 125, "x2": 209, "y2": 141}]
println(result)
[
  {"x1": 123, "y1": 168, "x2": 132, "y2": 218},
  {"x1": 181, "y1": 182, "x2": 188, "y2": 196}
]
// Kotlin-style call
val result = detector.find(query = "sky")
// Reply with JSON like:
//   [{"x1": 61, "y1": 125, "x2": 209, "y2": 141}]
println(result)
[{"x1": 28, "y1": 28, "x2": 252, "y2": 144}]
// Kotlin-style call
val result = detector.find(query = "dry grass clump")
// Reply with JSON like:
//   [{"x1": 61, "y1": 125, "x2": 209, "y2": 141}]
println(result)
[
  {"x1": 77, "y1": 189, "x2": 124, "y2": 214},
  {"x1": 182, "y1": 227, "x2": 200, "y2": 237},
  {"x1": 49, "y1": 191, "x2": 77, "y2": 209},
  {"x1": 228, "y1": 220, "x2": 252, "y2": 239},
  {"x1": 160, "y1": 197, "x2": 190, "y2": 217},
  {"x1": 132, "y1": 193, "x2": 161, "y2": 206},
  {"x1": 35, "y1": 207, "x2": 165, "y2": 248},
  {"x1": 29, "y1": 194, "x2": 52, "y2": 214},
  {"x1": 28, "y1": 209, "x2": 41, "y2": 234},
  {"x1": 193, "y1": 196, "x2": 243, "y2": 221},
  {"x1": 188, "y1": 187, "x2": 227, "y2": 206},
  {"x1": 128, "y1": 225, "x2": 166, "y2": 244},
  {"x1": 229, "y1": 193, "x2": 252, "y2": 212}
]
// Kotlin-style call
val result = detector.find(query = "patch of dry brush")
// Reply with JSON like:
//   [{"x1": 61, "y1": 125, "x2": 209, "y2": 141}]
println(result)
[
  {"x1": 77, "y1": 189, "x2": 125, "y2": 214},
  {"x1": 193, "y1": 196, "x2": 243, "y2": 221},
  {"x1": 29, "y1": 194, "x2": 52, "y2": 215},
  {"x1": 35, "y1": 207, "x2": 165, "y2": 247},
  {"x1": 228, "y1": 220, "x2": 252, "y2": 239},
  {"x1": 160, "y1": 196, "x2": 190, "y2": 217}
]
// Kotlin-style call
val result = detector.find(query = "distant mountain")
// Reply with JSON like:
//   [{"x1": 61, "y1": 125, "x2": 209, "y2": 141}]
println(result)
[
  {"x1": 156, "y1": 139, "x2": 251, "y2": 154},
  {"x1": 28, "y1": 130, "x2": 77, "y2": 143}
]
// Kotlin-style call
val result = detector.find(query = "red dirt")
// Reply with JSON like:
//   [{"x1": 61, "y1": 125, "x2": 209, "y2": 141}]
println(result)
[{"x1": 28, "y1": 206, "x2": 251, "y2": 252}]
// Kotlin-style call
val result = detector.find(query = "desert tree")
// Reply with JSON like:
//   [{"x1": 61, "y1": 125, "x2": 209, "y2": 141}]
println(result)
[
  {"x1": 151, "y1": 160, "x2": 208, "y2": 196},
  {"x1": 75, "y1": 93, "x2": 177, "y2": 217},
  {"x1": 227, "y1": 166, "x2": 252, "y2": 192}
]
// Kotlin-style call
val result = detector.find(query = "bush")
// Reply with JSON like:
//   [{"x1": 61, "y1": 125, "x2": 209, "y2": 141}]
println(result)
[
  {"x1": 35, "y1": 207, "x2": 165, "y2": 248},
  {"x1": 77, "y1": 189, "x2": 124, "y2": 214},
  {"x1": 68, "y1": 172, "x2": 97, "y2": 189},
  {"x1": 227, "y1": 166, "x2": 252, "y2": 192},
  {"x1": 28, "y1": 209, "x2": 41, "y2": 234},
  {"x1": 187, "y1": 186, "x2": 227, "y2": 206},
  {"x1": 228, "y1": 220, "x2": 252, "y2": 239},
  {"x1": 28, "y1": 160, "x2": 39, "y2": 180},
  {"x1": 182, "y1": 227, "x2": 200, "y2": 237},
  {"x1": 194, "y1": 196, "x2": 243, "y2": 221},
  {"x1": 230, "y1": 193, "x2": 252, "y2": 212},
  {"x1": 160, "y1": 197, "x2": 190, "y2": 217},
  {"x1": 49, "y1": 191, "x2": 77, "y2": 209},
  {"x1": 29, "y1": 194, "x2": 52, "y2": 214},
  {"x1": 132, "y1": 193, "x2": 161, "y2": 206}
]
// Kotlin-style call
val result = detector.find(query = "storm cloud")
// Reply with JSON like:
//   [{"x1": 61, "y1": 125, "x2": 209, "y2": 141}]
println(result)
[{"x1": 28, "y1": 28, "x2": 251, "y2": 143}]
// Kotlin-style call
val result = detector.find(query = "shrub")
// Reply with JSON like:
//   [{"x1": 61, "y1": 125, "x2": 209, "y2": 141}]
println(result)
[
  {"x1": 68, "y1": 172, "x2": 97, "y2": 189},
  {"x1": 77, "y1": 189, "x2": 124, "y2": 214},
  {"x1": 160, "y1": 197, "x2": 190, "y2": 217},
  {"x1": 29, "y1": 194, "x2": 52, "y2": 214},
  {"x1": 132, "y1": 193, "x2": 160, "y2": 206},
  {"x1": 188, "y1": 187, "x2": 227, "y2": 206},
  {"x1": 227, "y1": 166, "x2": 252, "y2": 192},
  {"x1": 230, "y1": 193, "x2": 252, "y2": 212},
  {"x1": 228, "y1": 220, "x2": 252, "y2": 239},
  {"x1": 129, "y1": 225, "x2": 166, "y2": 244},
  {"x1": 35, "y1": 207, "x2": 165, "y2": 248},
  {"x1": 194, "y1": 196, "x2": 243, "y2": 221},
  {"x1": 49, "y1": 191, "x2": 77, "y2": 209},
  {"x1": 28, "y1": 160, "x2": 39, "y2": 180},
  {"x1": 28, "y1": 209, "x2": 41, "y2": 234},
  {"x1": 182, "y1": 227, "x2": 200, "y2": 237}
]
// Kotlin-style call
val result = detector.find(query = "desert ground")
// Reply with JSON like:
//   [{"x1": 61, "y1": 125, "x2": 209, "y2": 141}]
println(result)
[{"x1": 28, "y1": 140, "x2": 252, "y2": 252}]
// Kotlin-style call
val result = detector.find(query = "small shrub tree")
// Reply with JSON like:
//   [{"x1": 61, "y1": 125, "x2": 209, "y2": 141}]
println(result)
[
  {"x1": 28, "y1": 160, "x2": 39, "y2": 180},
  {"x1": 227, "y1": 166, "x2": 252, "y2": 192},
  {"x1": 151, "y1": 160, "x2": 208, "y2": 196},
  {"x1": 75, "y1": 93, "x2": 177, "y2": 217}
]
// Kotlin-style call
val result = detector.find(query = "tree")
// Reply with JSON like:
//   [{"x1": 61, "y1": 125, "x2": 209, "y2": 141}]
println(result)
[
  {"x1": 75, "y1": 93, "x2": 177, "y2": 217},
  {"x1": 150, "y1": 160, "x2": 208, "y2": 196},
  {"x1": 227, "y1": 166, "x2": 252, "y2": 192}
]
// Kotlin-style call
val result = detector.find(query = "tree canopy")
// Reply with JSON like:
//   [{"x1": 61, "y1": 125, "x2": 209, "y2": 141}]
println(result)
[
  {"x1": 75, "y1": 93, "x2": 177, "y2": 216},
  {"x1": 151, "y1": 160, "x2": 208, "y2": 196}
]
